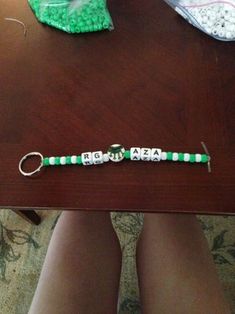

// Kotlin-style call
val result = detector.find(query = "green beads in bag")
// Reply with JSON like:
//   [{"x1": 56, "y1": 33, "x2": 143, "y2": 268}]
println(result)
[{"x1": 28, "y1": 0, "x2": 113, "y2": 33}]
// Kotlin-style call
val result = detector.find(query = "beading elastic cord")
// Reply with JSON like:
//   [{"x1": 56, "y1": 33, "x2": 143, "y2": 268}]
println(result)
[
  {"x1": 19, "y1": 142, "x2": 211, "y2": 177},
  {"x1": 4, "y1": 18, "x2": 27, "y2": 36}
]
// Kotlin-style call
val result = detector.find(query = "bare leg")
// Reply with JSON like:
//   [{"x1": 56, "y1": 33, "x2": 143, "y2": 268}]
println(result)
[
  {"x1": 29, "y1": 211, "x2": 122, "y2": 314},
  {"x1": 137, "y1": 213, "x2": 231, "y2": 314}
]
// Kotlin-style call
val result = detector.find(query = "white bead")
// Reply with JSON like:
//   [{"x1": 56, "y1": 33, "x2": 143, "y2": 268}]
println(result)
[
  {"x1": 207, "y1": 20, "x2": 213, "y2": 27},
  {"x1": 184, "y1": 153, "x2": 190, "y2": 162},
  {"x1": 197, "y1": 16, "x2": 203, "y2": 25},
  {"x1": 212, "y1": 28, "x2": 218, "y2": 36},
  {"x1": 60, "y1": 156, "x2": 66, "y2": 165},
  {"x1": 223, "y1": 21, "x2": 229, "y2": 29},
  {"x1": 201, "y1": 9, "x2": 207, "y2": 16},
  {"x1": 92, "y1": 151, "x2": 104, "y2": 164},
  {"x1": 161, "y1": 152, "x2": 167, "y2": 160},
  {"x1": 71, "y1": 155, "x2": 77, "y2": 164},
  {"x1": 195, "y1": 154, "x2": 202, "y2": 162},
  {"x1": 49, "y1": 157, "x2": 55, "y2": 165},
  {"x1": 172, "y1": 152, "x2": 179, "y2": 161},
  {"x1": 103, "y1": 153, "x2": 109, "y2": 162},
  {"x1": 227, "y1": 23, "x2": 235, "y2": 32},
  {"x1": 205, "y1": 26, "x2": 212, "y2": 34},
  {"x1": 218, "y1": 29, "x2": 225, "y2": 37},
  {"x1": 226, "y1": 31, "x2": 233, "y2": 39},
  {"x1": 140, "y1": 148, "x2": 151, "y2": 161},
  {"x1": 202, "y1": 16, "x2": 208, "y2": 24},
  {"x1": 151, "y1": 148, "x2": 162, "y2": 162},
  {"x1": 81, "y1": 152, "x2": 93, "y2": 165},
  {"x1": 209, "y1": 13, "x2": 216, "y2": 20},
  {"x1": 130, "y1": 147, "x2": 141, "y2": 161}
]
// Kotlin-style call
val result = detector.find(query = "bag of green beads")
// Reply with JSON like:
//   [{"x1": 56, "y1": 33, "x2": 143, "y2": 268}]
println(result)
[{"x1": 28, "y1": 0, "x2": 113, "y2": 33}]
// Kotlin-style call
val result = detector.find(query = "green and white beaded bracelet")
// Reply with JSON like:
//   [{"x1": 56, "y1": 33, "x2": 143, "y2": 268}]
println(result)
[{"x1": 19, "y1": 142, "x2": 211, "y2": 177}]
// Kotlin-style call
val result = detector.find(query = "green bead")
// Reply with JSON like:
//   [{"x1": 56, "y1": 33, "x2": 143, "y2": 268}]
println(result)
[
  {"x1": 84, "y1": 20, "x2": 90, "y2": 26},
  {"x1": 77, "y1": 156, "x2": 82, "y2": 164},
  {"x1": 178, "y1": 153, "x2": 184, "y2": 161},
  {"x1": 93, "y1": 24, "x2": 98, "y2": 31},
  {"x1": 78, "y1": 22, "x2": 84, "y2": 28},
  {"x1": 29, "y1": 0, "x2": 111, "y2": 34},
  {"x1": 201, "y1": 154, "x2": 208, "y2": 163},
  {"x1": 69, "y1": 13, "x2": 77, "y2": 20},
  {"x1": 89, "y1": 26, "x2": 95, "y2": 32},
  {"x1": 189, "y1": 154, "x2": 196, "y2": 163},
  {"x1": 97, "y1": 24, "x2": 103, "y2": 30},
  {"x1": 55, "y1": 157, "x2": 61, "y2": 165},
  {"x1": 92, "y1": 15, "x2": 98, "y2": 22},
  {"x1": 71, "y1": 18, "x2": 77, "y2": 25},
  {"x1": 66, "y1": 156, "x2": 71, "y2": 165},
  {"x1": 167, "y1": 152, "x2": 173, "y2": 160},
  {"x1": 103, "y1": 17, "x2": 110, "y2": 28},
  {"x1": 103, "y1": 22, "x2": 109, "y2": 28},
  {"x1": 51, "y1": 8, "x2": 57, "y2": 15},
  {"x1": 53, "y1": 15, "x2": 59, "y2": 22},
  {"x1": 124, "y1": 150, "x2": 130, "y2": 159},
  {"x1": 43, "y1": 157, "x2": 50, "y2": 166}
]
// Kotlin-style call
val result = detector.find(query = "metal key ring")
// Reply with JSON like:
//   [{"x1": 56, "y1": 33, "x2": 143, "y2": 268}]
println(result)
[{"x1": 19, "y1": 152, "x2": 43, "y2": 177}]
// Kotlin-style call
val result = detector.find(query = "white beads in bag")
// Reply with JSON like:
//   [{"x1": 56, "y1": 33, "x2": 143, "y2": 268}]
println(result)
[
  {"x1": 169, "y1": 0, "x2": 235, "y2": 40},
  {"x1": 186, "y1": 3, "x2": 235, "y2": 40}
]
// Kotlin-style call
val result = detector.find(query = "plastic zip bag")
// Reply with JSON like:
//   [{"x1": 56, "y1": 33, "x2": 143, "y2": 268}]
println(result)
[
  {"x1": 164, "y1": 0, "x2": 235, "y2": 41},
  {"x1": 28, "y1": 0, "x2": 113, "y2": 33}
]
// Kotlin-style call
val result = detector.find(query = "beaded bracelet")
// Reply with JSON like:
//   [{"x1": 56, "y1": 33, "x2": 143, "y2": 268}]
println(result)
[{"x1": 19, "y1": 142, "x2": 211, "y2": 177}]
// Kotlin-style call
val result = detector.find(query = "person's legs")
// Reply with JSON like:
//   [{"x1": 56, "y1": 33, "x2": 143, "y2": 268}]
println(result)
[
  {"x1": 137, "y1": 213, "x2": 231, "y2": 314},
  {"x1": 29, "y1": 211, "x2": 122, "y2": 314}
]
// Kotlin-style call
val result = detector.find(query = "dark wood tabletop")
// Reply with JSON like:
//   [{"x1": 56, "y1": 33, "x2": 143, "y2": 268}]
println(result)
[{"x1": 0, "y1": 0, "x2": 234, "y2": 214}]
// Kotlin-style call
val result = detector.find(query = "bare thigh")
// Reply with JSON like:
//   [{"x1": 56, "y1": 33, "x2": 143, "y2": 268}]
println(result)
[
  {"x1": 28, "y1": 211, "x2": 122, "y2": 314},
  {"x1": 137, "y1": 213, "x2": 231, "y2": 314}
]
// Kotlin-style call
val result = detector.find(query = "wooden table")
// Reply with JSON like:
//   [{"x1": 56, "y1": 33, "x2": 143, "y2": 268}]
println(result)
[{"x1": 0, "y1": 0, "x2": 234, "y2": 214}]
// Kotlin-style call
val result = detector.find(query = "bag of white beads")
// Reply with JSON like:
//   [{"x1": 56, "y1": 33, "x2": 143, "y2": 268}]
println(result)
[
  {"x1": 28, "y1": 0, "x2": 113, "y2": 33},
  {"x1": 164, "y1": 0, "x2": 235, "y2": 41}
]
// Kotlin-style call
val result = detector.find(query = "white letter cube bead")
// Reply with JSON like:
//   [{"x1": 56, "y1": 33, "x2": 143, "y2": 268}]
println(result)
[
  {"x1": 130, "y1": 147, "x2": 141, "y2": 161},
  {"x1": 141, "y1": 148, "x2": 151, "y2": 161},
  {"x1": 92, "y1": 151, "x2": 103, "y2": 164},
  {"x1": 71, "y1": 155, "x2": 77, "y2": 164},
  {"x1": 81, "y1": 152, "x2": 93, "y2": 165},
  {"x1": 151, "y1": 148, "x2": 162, "y2": 162}
]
